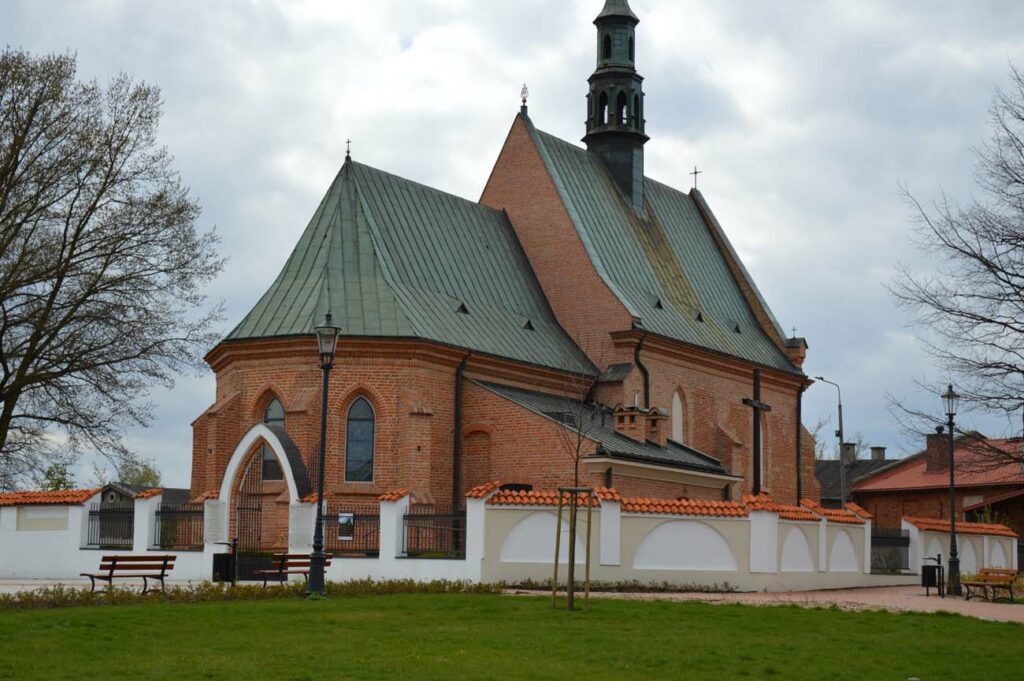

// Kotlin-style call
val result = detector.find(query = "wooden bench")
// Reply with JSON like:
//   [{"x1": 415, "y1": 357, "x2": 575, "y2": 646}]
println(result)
[
  {"x1": 962, "y1": 568, "x2": 1018, "y2": 602},
  {"x1": 254, "y1": 553, "x2": 332, "y2": 588},
  {"x1": 80, "y1": 554, "x2": 176, "y2": 594}
]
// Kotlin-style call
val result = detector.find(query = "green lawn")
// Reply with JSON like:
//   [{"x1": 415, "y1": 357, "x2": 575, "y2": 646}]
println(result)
[{"x1": 0, "y1": 593, "x2": 1019, "y2": 680}]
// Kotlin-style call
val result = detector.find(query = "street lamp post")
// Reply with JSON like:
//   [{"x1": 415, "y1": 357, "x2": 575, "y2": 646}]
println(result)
[
  {"x1": 308, "y1": 313, "x2": 341, "y2": 596},
  {"x1": 942, "y1": 384, "x2": 962, "y2": 597},
  {"x1": 815, "y1": 376, "x2": 846, "y2": 503}
]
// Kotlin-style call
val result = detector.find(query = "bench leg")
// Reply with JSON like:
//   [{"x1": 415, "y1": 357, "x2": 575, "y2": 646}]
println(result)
[
  {"x1": 88, "y1": 576, "x2": 96, "y2": 594},
  {"x1": 142, "y1": 576, "x2": 149, "y2": 595}
]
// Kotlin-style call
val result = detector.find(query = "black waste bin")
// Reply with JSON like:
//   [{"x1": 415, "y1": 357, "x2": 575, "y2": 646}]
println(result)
[
  {"x1": 212, "y1": 552, "x2": 235, "y2": 583},
  {"x1": 922, "y1": 564, "x2": 945, "y2": 597}
]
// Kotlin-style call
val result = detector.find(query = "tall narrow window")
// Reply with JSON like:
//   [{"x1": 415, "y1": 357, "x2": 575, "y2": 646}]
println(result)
[
  {"x1": 671, "y1": 392, "x2": 684, "y2": 443},
  {"x1": 616, "y1": 92, "x2": 628, "y2": 125},
  {"x1": 261, "y1": 398, "x2": 285, "y2": 481},
  {"x1": 633, "y1": 94, "x2": 640, "y2": 126},
  {"x1": 602, "y1": 34, "x2": 612, "y2": 59},
  {"x1": 628, "y1": 37, "x2": 635, "y2": 61},
  {"x1": 345, "y1": 397, "x2": 375, "y2": 482},
  {"x1": 598, "y1": 92, "x2": 609, "y2": 125}
]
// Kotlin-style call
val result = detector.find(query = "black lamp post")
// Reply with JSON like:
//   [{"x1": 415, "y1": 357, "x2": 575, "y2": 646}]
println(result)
[
  {"x1": 814, "y1": 376, "x2": 847, "y2": 503},
  {"x1": 942, "y1": 383, "x2": 962, "y2": 597},
  {"x1": 308, "y1": 313, "x2": 340, "y2": 596}
]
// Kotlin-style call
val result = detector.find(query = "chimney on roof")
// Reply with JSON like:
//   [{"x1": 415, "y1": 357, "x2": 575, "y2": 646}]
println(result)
[
  {"x1": 646, "y1": 407, "x2": 669, "y2": 448},
  {"x1": 785, "y1": 337, "x2": 808, "y2": 369},
  {"x1": 925, "y1": 426, "x2": 948, "y2": 473},
  {"x1": 870, "y1": 446, "x2": 886, "y2": 461},
  {"x1": 613, "y1": 404, "x2": 646, "y2": 443},
  {"x1": 840, "y1": 442, "x2": 857, "y2": 465}
]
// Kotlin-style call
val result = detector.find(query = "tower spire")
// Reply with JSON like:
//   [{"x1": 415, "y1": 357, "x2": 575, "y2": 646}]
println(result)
[{"x1": 583, "y1": 0, "x2": 648, "y2": 213}]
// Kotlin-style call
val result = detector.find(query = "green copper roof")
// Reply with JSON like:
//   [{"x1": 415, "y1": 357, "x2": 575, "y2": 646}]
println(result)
[
  {"x1": 227, "y1": 160, "x2": 594, "y2": 375},
  {"x1": 596, "y1": 0, "x2": 638, "y2": 22},
  {"x1": 527, "y1": 123, "x2": 798, "y2": 374}
]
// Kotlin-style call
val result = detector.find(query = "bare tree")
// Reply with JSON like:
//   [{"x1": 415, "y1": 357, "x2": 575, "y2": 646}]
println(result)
[
  {"x1": 890, "y1": 64, "x2": 1024, "y2": 468},
  {"x1": 0, "y1": 49, "x2": 223, "y2": 490},
  {"x1": 810, "y1": 417, "x2": 831, "y2": 461},
  {"x1": 549, "y1": 340, "x2": 605, "y2": 610}
]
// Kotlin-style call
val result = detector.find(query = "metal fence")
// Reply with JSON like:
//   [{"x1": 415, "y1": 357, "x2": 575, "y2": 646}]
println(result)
[
  {"x1": 325, "y1": 504, "x2": 380, "y2": 557},
  {"x1": 403, "y1": 503, "x2": 466, "y2": 559},
  {"x1": 87, "y1": 502, "x2": 134, "y2": 549},
  {"x1": 870, "y1": 528, "x2": 910, "y2": 572},
  {"x1": 154, "y1": 502, "x2": 205, "y2": 551}
]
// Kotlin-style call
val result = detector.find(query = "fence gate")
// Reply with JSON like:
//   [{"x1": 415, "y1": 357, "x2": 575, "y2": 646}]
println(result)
[{"x1": 234, "y1": 453, "x2": 266, "y2": 580}]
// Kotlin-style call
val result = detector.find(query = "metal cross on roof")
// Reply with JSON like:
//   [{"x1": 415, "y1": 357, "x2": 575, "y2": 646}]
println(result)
[
  {"x1": 690, "y1": 165, "x2": 702, "y2": 189},
  {"x1": 345, "y1": 138, "x2": 352, "y2": 159}
]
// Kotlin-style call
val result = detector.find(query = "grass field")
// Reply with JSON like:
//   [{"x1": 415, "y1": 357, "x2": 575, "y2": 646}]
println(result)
[{"x1": 0, "y1": 593, "x2": 1019, "y2": 680}]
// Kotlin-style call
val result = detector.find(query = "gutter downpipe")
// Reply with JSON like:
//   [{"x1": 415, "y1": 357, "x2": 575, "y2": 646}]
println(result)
[
  {"x1": 453, "y1": 353, "x2": 471, "y2": 511},
  {"x1": 634, "y1": 334, "x2": 649, "y2": 408},
  {"x1": 796, "y1": 380, "x2": 807, "y2": 501}
]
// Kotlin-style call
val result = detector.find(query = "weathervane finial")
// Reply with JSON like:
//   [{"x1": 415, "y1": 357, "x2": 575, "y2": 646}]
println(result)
[{"x1": 520, "y1": 83, "x2": 529, "y2": 115}]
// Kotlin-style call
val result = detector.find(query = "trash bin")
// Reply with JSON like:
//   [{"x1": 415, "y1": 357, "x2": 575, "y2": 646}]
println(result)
[
  {"x1": 212, "y1": 552, "x2": 234, "y2": 583},
  {"x1": 922, "y1": 564, "x2": 945, "y2": 597}
]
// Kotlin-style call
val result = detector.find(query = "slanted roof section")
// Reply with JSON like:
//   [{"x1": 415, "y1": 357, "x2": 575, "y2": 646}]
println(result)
[
  {"x1": 226, "y1": 161, "x2": 593, "y2": 375},
  {"x1": 475, "y1": 380, "x2": 732, "y2": 477},
  {"x1": 815, "y1": 459, "x2": 897, "y2": 502},
  {"x1": 526, "y1": 124, "x2": 797, "y2": 373}
]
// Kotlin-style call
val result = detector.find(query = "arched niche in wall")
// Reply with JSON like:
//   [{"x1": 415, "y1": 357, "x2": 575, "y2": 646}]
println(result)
[
  {"x1": 960, "y1": 538, "x2": 978, "y2": 575},
  {"x1": 926, "y1": 537, "x2": 944, "y2": 563},
  {"x1": 828, "y1": 529, "x2": 858, "y2": 572},
  {"x1": 780, "y1": 526, "x2": 815, "y2": 572},
  {"x1": 632, "y1": 520, "x2": 738, "y2": 571},
  {"x1": 498, "y1": 511, "x2": 584, "y2": 564},
  {"x1": 991, "y1": 541, "x2": 1008, "y2": 568}
]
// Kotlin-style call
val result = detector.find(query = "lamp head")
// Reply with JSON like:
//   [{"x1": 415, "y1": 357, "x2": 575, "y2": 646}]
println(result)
[
  {"x1": 941, "y1": 383, "x2": 960, "y2": 419},
  {"x1": 315, "y1": 313, "x2": 341, "y2": 368}
]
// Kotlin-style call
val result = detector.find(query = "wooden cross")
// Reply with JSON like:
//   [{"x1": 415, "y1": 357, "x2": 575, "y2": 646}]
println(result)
[
  {"x1": 690, "y1": 165, "x2": 702, "y2": 189},
  {"x1": 742, "y1": 368, "x2": 773, "y2": 495}
]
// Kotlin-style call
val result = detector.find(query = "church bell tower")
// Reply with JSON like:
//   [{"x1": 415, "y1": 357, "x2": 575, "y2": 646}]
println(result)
[{"x1": 583, "y1": 0, "x2": 649, "y2": 213}]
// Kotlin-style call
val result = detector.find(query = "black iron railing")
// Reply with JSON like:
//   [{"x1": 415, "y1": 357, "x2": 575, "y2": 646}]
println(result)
[
  {"x1": 871, "y1": 527, "x2": 910, "y2": 572},
  {"x1": 154, "y1": 502, "x2": 205, "y2": 550},
  {"x1": 325, "y1": 504, "x2": 380, "y2": 557},
  {"x1": 403, "y1": 503, "x2": 466, "y2": 559},
  {"x1": 87, "y1": 502, "x2": 134, "y2": 549}
]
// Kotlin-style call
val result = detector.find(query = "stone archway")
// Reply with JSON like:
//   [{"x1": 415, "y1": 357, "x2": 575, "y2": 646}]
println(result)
[{"x1": 217, "y1": 424, "x2": 313, "y2": 573}]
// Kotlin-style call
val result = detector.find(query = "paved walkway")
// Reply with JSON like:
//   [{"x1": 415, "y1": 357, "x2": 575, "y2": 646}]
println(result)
[{"x1": 521, "y1": 585, "x2": 1024, "y2": 624}]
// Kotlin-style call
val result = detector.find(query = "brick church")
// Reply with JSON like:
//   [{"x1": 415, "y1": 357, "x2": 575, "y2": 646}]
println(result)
[{"x1": 188, "y1": 0, "x2": 820, "y2": 549}]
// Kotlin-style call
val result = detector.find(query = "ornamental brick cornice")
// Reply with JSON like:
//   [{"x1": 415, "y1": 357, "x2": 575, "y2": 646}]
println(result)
[{"x1": 609, "y1": 329, "x2": 806, "y2": 388}]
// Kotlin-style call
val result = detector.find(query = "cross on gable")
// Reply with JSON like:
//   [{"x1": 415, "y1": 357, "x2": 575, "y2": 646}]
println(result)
[
  {"x1": 690, "y1": 165, "x2": 702, "y2": 189},
  {"x1": 741, "y1": 368, "x2": 772, "y2": 495}
]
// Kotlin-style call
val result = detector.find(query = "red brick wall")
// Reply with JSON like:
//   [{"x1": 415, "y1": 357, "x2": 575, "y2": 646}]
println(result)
[
  {"x1": 856, "y1": 485, "x2": 1022, "y2": 529},
  {"x1": 480, "y1": 115, "x2": 634, "y2": 367}
]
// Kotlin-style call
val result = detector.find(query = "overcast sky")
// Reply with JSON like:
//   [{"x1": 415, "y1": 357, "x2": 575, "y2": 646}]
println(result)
[{"x1": 4, "y1": 0, "x2": 1024, "y2": 487}]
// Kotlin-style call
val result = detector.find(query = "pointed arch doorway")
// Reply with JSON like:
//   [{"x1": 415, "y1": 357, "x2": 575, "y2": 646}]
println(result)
[{"x1": 219, "y1": 423, "x2": 313, "y2": 581}]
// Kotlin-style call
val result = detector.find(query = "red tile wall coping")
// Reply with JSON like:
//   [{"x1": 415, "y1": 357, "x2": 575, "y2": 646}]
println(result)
[
  {"x1": 800, "y1": 498, "x2": 866, "y2": 525},
  {"x1": 0, "y1": 489, "x2": 98, "y2": 507},
  {"x1": 465, "y1": 480, "x2": 503, "y2": 499},
  {"x1": 742, "y1": 493, "x2": 819, "y2": 522},
  {"x1": 904, "y1": 515, "x2": 1019, "y2": 538}
]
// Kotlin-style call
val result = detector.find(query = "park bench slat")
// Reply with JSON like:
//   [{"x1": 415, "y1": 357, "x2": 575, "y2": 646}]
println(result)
[
  {"x1": 81, "y1": 554, "x2": 176, "y2": 594},
  {"x1": 253, "y1": 553, "x2": 332, "y2": 587}
]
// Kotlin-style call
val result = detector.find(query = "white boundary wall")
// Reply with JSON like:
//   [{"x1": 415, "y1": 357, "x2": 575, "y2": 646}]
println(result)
[{"x1": 0, "y1": 491, "x2": 1016, "y2": 590}]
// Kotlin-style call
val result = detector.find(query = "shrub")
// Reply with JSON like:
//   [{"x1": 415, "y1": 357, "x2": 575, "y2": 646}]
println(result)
[{"x1": 0, "y1": 579, "x2": 502, "y2": 611}]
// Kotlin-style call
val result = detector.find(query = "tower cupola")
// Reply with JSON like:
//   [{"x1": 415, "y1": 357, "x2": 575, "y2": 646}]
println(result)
[{"x1": 583, "y1": 0, "x2": 649, "y2": 213}]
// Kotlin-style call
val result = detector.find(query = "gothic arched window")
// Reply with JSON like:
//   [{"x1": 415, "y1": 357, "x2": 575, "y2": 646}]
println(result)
[
  {"x1": 602, "y1": 34, "x2": 612, "y2": 60},
  {"x1": 345, "y1": 397, "x2": 375, "y2": 482},
  {"x1": 671, "y1": 392, "x2": 684, "y2": 443},
  {"x1": 616, "y1": 91, "x2": 628, "y2": 125},
  {"x1": 598, "y1": 91, "x2": 609, "y2": 125},
  {"x1": 261, "y1": 397, "x2": 285, "y2": 481},
  {"x1": 633, "y1": 94, "x2": 640, "y2": 126}
]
